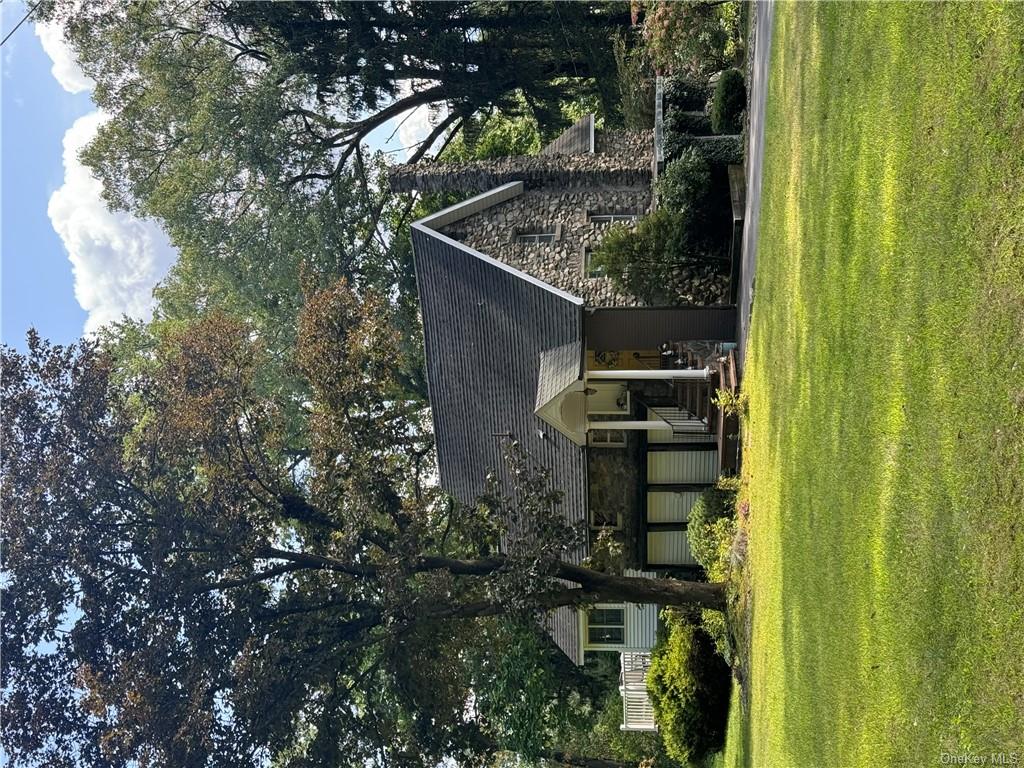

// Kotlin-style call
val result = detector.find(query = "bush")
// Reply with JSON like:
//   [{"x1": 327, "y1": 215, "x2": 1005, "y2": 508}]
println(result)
[
  {"x1": 666, "y1": 108, "x2": 712, "y2": 136},
  {"x1": 687, "y1": 480, "x2": 740, "y2": 661},
  {"x1": 663, "y1": 75, "x2": 713, "y2": 112},
  {"x1": 687, "y1": 481, "x2": 738, "y2": 570},
  {"x1": 590, "y1": 210, "x2": 687, "y2": 305},
  {"x1": 590, "y1": 201, "x2": 731, "y2": 306},
  {"x1": 711, "y1": 69, "x2": 746, "y2": 134},
  {"x1": 554, "y1": 683, "x2": 675, "y2": 768},
  {"x1": 648, "y1": 614, "x2": 732, "y2": 765},
  {"x1": 657, "y1": 150, "x2": 732, "y2": 258},
  {"x1": 663, "y1": 133, "x2": 743, "y2": 165}
]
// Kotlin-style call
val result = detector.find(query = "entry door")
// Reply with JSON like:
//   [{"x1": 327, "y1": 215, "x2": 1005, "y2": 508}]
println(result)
[{"x1": 645, "y1": 448, "x2": 718, "y2": 567}]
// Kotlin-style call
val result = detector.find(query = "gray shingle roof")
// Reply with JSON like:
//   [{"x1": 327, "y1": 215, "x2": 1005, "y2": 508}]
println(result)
[
  {"x1": 536, "y1": 341, "x2": 583, "y2": 412},
  {"x1": 411, "y1": 191, "x2": 590, "y2": 663}
]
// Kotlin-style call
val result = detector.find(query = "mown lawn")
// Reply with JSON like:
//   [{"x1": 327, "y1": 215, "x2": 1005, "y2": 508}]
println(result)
[{"x1": 729, "y1": 3, "x2": 1024, "y2": 766}]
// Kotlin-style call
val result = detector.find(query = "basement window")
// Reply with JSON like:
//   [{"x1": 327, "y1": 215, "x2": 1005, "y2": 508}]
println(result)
[
  {"x1": 590, "y1": 508, "x2": 622, "y2": 529},
  {"x1": 588, "y1": 429, "x2": 626, "y2": 447}
]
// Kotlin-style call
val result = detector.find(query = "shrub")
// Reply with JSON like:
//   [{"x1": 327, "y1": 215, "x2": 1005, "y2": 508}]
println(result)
[
  {"x1": 663, "y1": 75, "x2": 713, "y2": 112},
  {"x1": 688, "y1": 480, "x2": 740, "y2": 661},
  {"x1": 657, "y1": 150, "x2": 732, "y2": 258},
  {"x1": 590, "y1": 210, "x2": 686, "y2": 305},
  {"x1": 711, "y1": 69, "x2": 746, "y2": 134},
  {"x1": 664, "y1": 133, "x2": 743, "y2": 165},
  {"x1": 666, "y1": 108, "x2": 712, "y2": 136},
  {"x1": 688, "y1": 480, "x2": 739, "y2": 574},
  {"x1": 647, "y1": 613, "x2": 732, "y2": 765},
  {"x1": 590, "y1": 202, "x2": 731, "y2": 306}
]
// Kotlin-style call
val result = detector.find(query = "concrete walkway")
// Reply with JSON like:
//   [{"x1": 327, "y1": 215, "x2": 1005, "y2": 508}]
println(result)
[{"x1": 736, "y1": 0, "x2": 775, "y2": 373}]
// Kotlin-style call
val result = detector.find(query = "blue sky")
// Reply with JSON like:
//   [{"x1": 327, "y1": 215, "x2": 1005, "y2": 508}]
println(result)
[
  {"x1": 1, "y1": 3, "x2": 434, "y2": 353},
  {"x1": 2, "y1": 2, "x2": 93, "y2": 350}
]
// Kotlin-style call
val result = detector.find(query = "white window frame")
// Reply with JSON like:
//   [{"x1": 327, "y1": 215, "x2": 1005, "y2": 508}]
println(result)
[
  {"x1": 582, "y1": 605, "x2": 627, "y2": 648},
  {"x1": 588, "y1": 429, "x2": 627, "y2": 448},
  {"x1": 517, "y1": 232, "x2": 556, "y2": 244},
  {"x1": 582, "y1": 247, "x2": 606, "y2": 279},
  {"x1": 515, "y1": 222, "x2": 561, "y2": 244},
  {"x1": 588, "y1": 212, "x2": 639, "y2": 226}
]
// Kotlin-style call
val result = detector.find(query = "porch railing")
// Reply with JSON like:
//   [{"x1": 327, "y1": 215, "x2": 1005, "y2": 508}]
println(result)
[{"x1": 620, "y1": 651, "x2": 657, "y2": 732}]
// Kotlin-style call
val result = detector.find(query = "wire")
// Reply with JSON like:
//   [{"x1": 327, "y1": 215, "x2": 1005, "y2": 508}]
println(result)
[{"x1": 1, "y1": 1, "x2": 41, "y2": 49}]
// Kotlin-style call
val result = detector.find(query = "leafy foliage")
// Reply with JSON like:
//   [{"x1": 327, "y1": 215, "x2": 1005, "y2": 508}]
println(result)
[
  {"x1": 663, "y1": 133, "x2": 743, "y2": 165},
  {"x1": 590, "y1": 150, "x2": 733, "y2": 304},
  {"x1": 2, "y1": 308, "x2": 723, "y2": 767},
  {"x1": 554, "y1": 679, "x2": 674, "y2": 768},
  {"x1": 664, "y1": 75, "x2": 713, "y2": 112},
  {"x1": 637, "y1": 1, "x2": 740, "y2": 78},
  {"x1": 687, "y1": 480, "x2": 740, "y2": 661},
  {"x1": 469, "y1": 620, "x2": 583, "y2": 759},
  {"x1": 589, "y1": 210, "x2": 685, "y2": 304},
  {"x1": 687, "y1": 481, "x2": 738, "y2": 572},
  {"x1": 710, "y1": 69, "x2": 746, "y2": 134},
  {"x1": 612, "y1": 31, "x2": 656, "y2": 130},
  {"x1": 647, "y1": 614, "x2": 731, "y2": 765}
]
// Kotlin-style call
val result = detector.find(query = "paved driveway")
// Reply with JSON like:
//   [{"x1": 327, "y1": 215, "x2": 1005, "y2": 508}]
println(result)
[{"x1": 736, "y1": 0, "x2": 775, "y2": 373}]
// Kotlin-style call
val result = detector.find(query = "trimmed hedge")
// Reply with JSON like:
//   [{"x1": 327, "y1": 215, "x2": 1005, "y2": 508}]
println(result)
[
  {"x1": 664, "y1": 133, "x2": 743, "y2": 165},
  {"x1": 711, "y1": 69, "x2": 746, "y2": 134},
  {"x1": 647, "y1": 614, "x2": 732, "y2": 765},
  {"x1": 664, "y1": 75, "x2": 713, "y2": 112}
]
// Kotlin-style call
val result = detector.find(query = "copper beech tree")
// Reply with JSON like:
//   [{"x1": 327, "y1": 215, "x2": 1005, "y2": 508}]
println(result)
[{"x1": 1, "y1": 281, "x2": 724, "y2": 768}]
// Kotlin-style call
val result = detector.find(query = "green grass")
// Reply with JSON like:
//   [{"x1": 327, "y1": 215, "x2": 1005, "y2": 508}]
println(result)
[{"x1": 729, "y1": 3, "x2": 1024, "y2": 766}]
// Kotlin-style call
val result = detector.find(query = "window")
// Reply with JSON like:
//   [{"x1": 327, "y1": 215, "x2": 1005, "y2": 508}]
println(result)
[
  {"x1": 586, "y1": 607, "x2": 625, "y2": 646},
  {"x1": 517, "y1": 231, "x2": 557, "y2": 244},
  {"x1": 588, "y1": 211, "x2": 639, "y2": 228},
  {"x1": 582, "y1": 248, "x2": 606, "y2": 279},
  {"x1": 590, "y1": 508, "x2": 621, "y2": 529},
  {"x1": 588, "y1": 429, "x2": 626, "y2": 448}
]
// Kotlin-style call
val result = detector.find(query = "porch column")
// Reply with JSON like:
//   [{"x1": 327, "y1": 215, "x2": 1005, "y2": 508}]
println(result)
[
  {"x1": 586, "y1": 368, "x2": 709, "y2": 381},
  {"x1": 588, "y1": 420, "x2": 670, "y2": 431}
]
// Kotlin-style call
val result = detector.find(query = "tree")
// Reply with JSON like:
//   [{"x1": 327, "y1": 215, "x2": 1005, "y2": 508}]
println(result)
[{"x1": 3, "y1": 296, "x2": 724, "y2": 767}]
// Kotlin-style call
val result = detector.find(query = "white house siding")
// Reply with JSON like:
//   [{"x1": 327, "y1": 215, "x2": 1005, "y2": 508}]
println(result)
[
  {"x1": 646, "y1": 530, "x2": 695, "y2": 566},
  {"x1": 623, "y1": 569, "x2": 659, "y2": 651},
  {"x1": 646, "y1": 490, "x2": 702, "y2": 523},
  {"x1": 647, "y1": 450, "x2": 718, "y2": 484}
]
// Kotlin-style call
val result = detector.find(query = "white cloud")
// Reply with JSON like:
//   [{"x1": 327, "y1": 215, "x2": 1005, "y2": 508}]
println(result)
[
  {"x1": 48, "y1": 112, "x2": 177, "y2": 334},
  {"x1": 34, "y1": 21, "x2": 94, "y2": 94},
  {"x1": 398, "y1": 105, "x2": 436, "y2": 160},
  {"x1": 391, "y1": 81, "x2": 446, "y2": 160}
]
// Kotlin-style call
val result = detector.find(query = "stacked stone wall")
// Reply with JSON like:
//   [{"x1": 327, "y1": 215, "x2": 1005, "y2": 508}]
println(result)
[
  {"x1": 586, "y1": 431, "x2": 644, "y2": 570},
  {"x1": 595, "y1": 130, "x2": 654, "y2": 159},
  {"x1": 389, "y1": 151, "x2": 652, "y2": 196},
  {"x1": 443, "y1": 187, "x2": 652, "y2": 307}
]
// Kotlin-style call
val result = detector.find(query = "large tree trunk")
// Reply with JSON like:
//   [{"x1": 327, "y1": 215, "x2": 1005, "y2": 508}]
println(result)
[
  {"x1": 415, "y1": 556, "x2": 728, "y2": 613},
  {"x1": 556, "y1": 562, "x2": 727, "y2": 612}
]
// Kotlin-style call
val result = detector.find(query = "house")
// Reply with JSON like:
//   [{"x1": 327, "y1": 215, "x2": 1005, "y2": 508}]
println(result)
[{"x1": 389, "y1": 115, "x2": 740, "y2": 731}]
